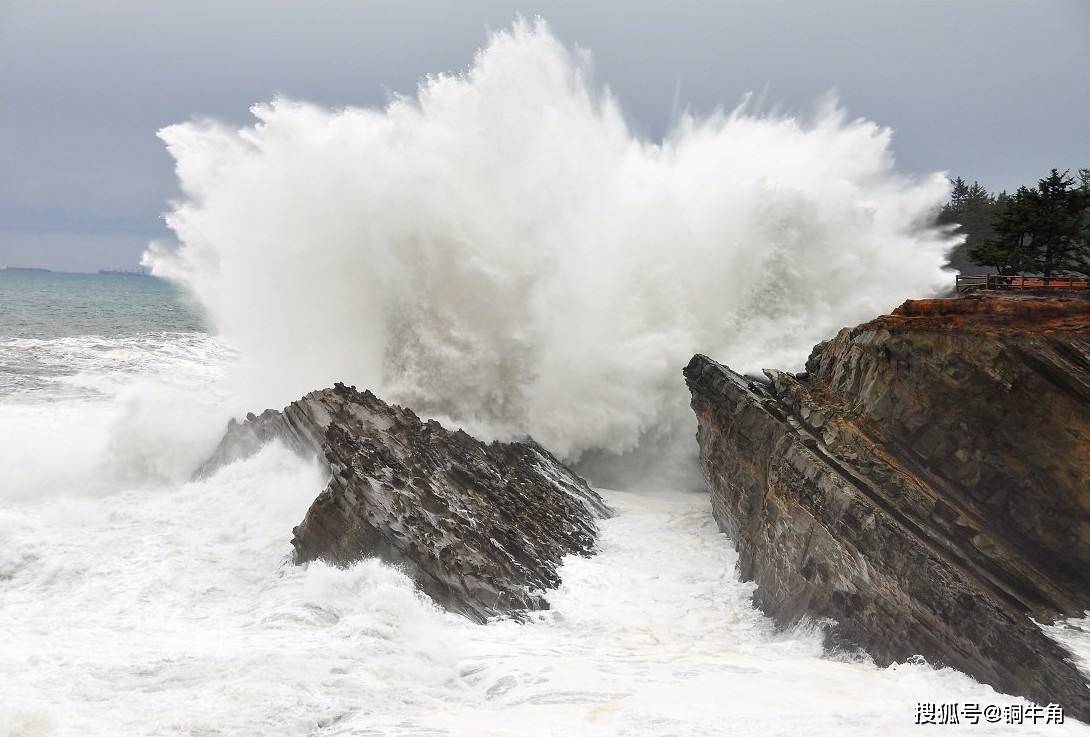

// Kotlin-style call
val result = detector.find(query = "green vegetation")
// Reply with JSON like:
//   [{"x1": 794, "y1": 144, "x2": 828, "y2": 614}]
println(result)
[{"x1": 938, "y1": 169, "x2": 1090, "y2": 276}]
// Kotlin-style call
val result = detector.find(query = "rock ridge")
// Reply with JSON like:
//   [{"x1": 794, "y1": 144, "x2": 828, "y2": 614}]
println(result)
[
  {"x1": 685, "y1": 294, "x2": 1090, "y2": 719},
  {"x1": 202, "y1": 383, "x2": 610, "y2": 622}
]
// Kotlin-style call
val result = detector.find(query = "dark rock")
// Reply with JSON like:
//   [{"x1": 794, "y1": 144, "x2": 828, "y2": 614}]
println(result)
[
  {"x1": 684, "y1": 294, "x2": 1090, "y2": 720},
  {"x1": 201, "y1": 383, "x2": 610, "y2": 622}
]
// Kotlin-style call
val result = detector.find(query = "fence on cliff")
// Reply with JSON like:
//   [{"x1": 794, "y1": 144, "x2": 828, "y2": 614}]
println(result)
[{"x1": 956, "y1": 274, "x2": 1090, "y2": 294}]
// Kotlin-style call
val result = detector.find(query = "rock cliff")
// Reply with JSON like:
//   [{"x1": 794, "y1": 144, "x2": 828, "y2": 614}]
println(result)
[
  {"x1": 201, "y1": 383, "x2": 610, "y2": 622},
  {"x1": 685, "y1": 294, "x2": 1090, "y2": 719}
]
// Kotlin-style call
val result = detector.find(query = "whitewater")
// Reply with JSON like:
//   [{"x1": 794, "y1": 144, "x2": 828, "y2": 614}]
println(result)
[{"x1": 3, "y1": 19, "x2": 1089, "y2": 737}]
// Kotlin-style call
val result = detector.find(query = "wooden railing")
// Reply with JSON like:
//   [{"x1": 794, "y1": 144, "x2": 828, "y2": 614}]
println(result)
[{"x1": 956, "y1": 274, "x2": 1090, "y2": 294}]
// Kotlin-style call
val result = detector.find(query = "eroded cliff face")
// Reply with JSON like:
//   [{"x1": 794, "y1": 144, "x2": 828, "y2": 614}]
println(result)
[
  {"x1": 685, "y1": 294, "x2": 1090, "y2": 719},
  {"x1": 201, "y1": 383, "x2": 610, "y2": 622}
]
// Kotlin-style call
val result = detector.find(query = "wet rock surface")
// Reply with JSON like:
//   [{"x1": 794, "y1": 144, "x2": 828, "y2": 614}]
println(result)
[
  {"x1": 201, "y1": 383, "x2": 610, "y2": 622},
  {"x1": 685, "y1": 294, "x2": 1090, "y2": 719}
]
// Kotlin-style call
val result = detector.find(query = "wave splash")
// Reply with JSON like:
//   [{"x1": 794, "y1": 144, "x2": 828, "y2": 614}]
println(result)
[{"x1": 148, "y1": 18, "x2": 955, "y2": 478}]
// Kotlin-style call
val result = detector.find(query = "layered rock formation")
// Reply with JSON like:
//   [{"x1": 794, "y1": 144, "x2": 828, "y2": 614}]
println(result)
[
  {"x1": 201, "y1": 383, "x2": 610, "y2": 622},
  {"x1": 685, "y1": 294, "x2": 1090, "y2": 718}
]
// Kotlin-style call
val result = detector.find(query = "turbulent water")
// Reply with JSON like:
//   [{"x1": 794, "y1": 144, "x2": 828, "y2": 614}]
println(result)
[
  {"x1": 4, "y1": 19, "x2": 1089, "y2": 737},
  {"x1": 148, "y1": 18, "x2": 958, "y2": 485},
  {"x1": 2, "y1": 275, "x2": 1087, "y2": 736}
]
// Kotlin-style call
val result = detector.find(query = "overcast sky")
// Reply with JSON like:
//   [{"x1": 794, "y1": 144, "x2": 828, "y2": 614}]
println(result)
[{"x1": 2, "y1": 0, "x2": 1087, "y2": 272}]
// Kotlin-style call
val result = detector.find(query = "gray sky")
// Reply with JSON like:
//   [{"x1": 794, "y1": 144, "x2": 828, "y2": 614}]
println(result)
[{"x1": 2, "y1": 0, "x2": 1087, "y2": 272}]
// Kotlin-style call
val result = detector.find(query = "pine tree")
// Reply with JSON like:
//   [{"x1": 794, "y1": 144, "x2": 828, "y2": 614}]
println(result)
[
  {"x1": 938, "y1": 176, "x2": 999, "y2": 273},
  {"x1": 969, "y1": 169, "x2": 1090, "y2": 277},
  {"x1": 1028, "y1": 169, "x2": 1088, "y2": 277},
  {"x1": 949, "y1": 177, "x2": 969, "y2": 210},
  {"x1": 969, "y1": 186, "x2": 1035, "y2": 275}
]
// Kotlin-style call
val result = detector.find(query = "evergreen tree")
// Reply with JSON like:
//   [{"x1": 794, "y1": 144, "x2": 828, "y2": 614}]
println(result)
[
  {"x1": 1029, "y1": 169, "x2": 1088, "y2": 277},
  {"x1": 969, "y1": 186, "x2": 1035, "y2": 275},
  {"x1": 949, "y1": 177, "x2": 969, "y2": 210},
  {"x1": 937, "y1": 176, "x2": 1000, "y2": 273},
  {"x1": 970, "y1": 169, "x2": 1090, "y2": 277}
]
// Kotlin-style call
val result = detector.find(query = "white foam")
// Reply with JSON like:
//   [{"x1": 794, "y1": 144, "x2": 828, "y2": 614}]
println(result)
[
  {"x1": 5, "y1": 18, "x2": 1077, "y2": 736},
  {"x1": 147, "y1": 18, "x2": 958, "y2": 481},
  {"x1": 2, "y1": 466, "x2": 1083, "y2": 736},
  {"x1": 0, "y1": 332, "x2": 233, "y2": 498}
]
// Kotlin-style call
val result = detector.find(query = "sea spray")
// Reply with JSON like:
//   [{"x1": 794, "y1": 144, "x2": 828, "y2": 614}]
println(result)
[
  {"x1": 147, "y1": 18, "x2": 957, "y2": 483},
  {"x1": 2, "y1": 301, "x2": 1064, "y2": 733}
]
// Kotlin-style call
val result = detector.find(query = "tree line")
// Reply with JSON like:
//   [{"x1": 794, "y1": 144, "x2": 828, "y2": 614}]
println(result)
[{"x1": 936, "y1": 168, "x2": 1090, "y2": 277}]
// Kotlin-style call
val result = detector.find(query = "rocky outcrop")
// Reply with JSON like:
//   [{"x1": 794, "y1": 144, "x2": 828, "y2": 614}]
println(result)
[
  {"x1": 201, "y1": 383, "x2": 610, "y2": 622},
  {"x1": 685, "y1": 294, "x2": 1090, "y2": 719}
]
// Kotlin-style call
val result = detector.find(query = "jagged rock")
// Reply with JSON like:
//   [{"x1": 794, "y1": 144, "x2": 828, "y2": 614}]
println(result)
[
  {"x1": 201, "y1": 383, "x2": 610, "y2": 622},
  {"x1": 685, "y1": 294, "x2": 1090, "y2": 719}
]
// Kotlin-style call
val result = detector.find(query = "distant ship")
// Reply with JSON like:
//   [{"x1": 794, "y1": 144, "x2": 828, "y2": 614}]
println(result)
[
  {"x1": 2, "y1": 266, "x2": 52, "y2": 272},
  {"x1": 98, "y1": 267, "x2": 151, "y2": 276}
]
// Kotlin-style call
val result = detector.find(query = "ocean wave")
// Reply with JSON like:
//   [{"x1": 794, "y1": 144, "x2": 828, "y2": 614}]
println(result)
[{"x1": 148, "y1": 18, "x2": 957, "y2": 487}]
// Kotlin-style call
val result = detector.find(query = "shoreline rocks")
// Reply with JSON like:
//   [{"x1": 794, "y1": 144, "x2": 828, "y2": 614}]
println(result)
[
  {"x1": 201, "y1": 383, "x2": 610, "y2": 622},
  {"x1": 685, "y1": 295, "x2": 1090, "y2": 719}
]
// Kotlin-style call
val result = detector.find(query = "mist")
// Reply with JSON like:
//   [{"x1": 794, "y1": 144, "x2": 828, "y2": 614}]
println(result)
[{"x1": 148, "y1": 19, "x2": 956, "y2": 485}]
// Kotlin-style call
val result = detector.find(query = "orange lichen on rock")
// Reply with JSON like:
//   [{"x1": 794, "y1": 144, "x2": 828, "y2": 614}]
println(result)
[{"x1": 871, "y1": 293, "x2": 1090, "y2": 333}]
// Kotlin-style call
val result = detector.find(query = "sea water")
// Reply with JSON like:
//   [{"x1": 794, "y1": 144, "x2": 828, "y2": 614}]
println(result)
[
  {"x1": 2, "y1": 274, "x2": 1088, "y2": 737},
  {"x1": 4, "y1": 18, "x2": 1089, "y2": 735}
]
